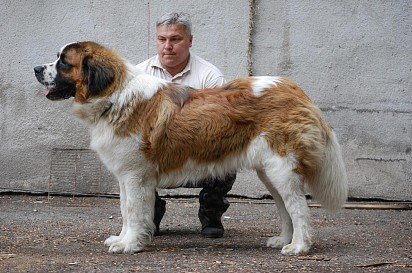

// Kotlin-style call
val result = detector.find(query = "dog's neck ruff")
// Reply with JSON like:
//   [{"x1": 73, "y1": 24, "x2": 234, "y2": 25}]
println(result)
[
  {"x1": 100, "y1": 101, "x2": 113, "y2": 118},
  {"x1": 73, "y1": 64, "x2": 166, "y2": 127}
]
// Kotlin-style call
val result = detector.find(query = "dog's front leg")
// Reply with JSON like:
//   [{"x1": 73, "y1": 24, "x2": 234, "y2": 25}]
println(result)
[
  {"x1": 104, "y1": 178, "x2": 128, "y2": 247},
  {"x1": 108, "y1": 172, "x2": 156, "y2": 254}
]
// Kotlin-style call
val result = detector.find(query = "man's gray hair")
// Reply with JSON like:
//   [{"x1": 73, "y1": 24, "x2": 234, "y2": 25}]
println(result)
[{"x1": 156, "y1": 12, "x2": 192, "y2": 36}]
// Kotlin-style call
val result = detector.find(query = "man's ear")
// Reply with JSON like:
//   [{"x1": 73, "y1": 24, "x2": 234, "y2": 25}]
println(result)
[
  {"x1": 83, "y1": 55, "x2": 115, "y2": 96},
  {"x1": 188, "y1": 35, "x2": 193, "y2": 48}
]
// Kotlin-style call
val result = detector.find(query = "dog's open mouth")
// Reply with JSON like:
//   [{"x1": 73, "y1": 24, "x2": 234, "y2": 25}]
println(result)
[
  {"x1": 43, "y1": 84, "x2": 67, "y2": 101},
  {"x1": 44, "y1": 85, "x2": 55, "y2": 97},
  {"x1": 43, "y1": 85, "x2": 74, "y2": 101},
  {"x1": 43, "y1": 83, "x2": 59, "y2": 99}
]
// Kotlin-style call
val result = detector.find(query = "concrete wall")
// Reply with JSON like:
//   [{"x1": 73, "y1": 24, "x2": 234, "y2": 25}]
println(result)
[{"x1": 0, "y1": 0, "x2": 411, "y2": 201}]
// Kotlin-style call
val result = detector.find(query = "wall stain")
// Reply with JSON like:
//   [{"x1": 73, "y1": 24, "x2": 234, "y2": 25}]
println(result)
[
  {"x1": 278, "y1": 16, "x2": 293, "y2": 76},
  {"x1": 247, "y1": 0, "x2": 259, "y2": 76},
  {"x1": 320, "y1": 106, "x2": 412, "y2": 114},
  {"x1": 355, "y1": 157, "x2": 407, "y2": 162},
  {"x1": 0, "y1": 78, "x2": 13, "y2": 142}
]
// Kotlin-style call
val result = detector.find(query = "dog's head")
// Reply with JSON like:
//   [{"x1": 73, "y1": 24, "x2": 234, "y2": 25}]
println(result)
[{"x1": 34, "y1": 41, "x2": 124, "y2": 102}]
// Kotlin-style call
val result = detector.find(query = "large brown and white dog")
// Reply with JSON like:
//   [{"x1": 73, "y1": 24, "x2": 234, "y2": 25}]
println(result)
[{"x1": 34, "y1": 41, "x2": 348, "y2": 255}]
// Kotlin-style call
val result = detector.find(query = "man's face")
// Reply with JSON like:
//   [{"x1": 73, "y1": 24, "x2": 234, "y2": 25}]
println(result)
[{"x1": 156, "y1": 24, "x2": 193, "y2": 74}]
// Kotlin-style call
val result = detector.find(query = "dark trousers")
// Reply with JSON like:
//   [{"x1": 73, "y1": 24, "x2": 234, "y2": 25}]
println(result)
[
  {"x1": 198, "y1": 172, "x2": 236, "y2": 229},
  {"x1": 155, "y1": 172, "x2": 236, "y2": 228}
]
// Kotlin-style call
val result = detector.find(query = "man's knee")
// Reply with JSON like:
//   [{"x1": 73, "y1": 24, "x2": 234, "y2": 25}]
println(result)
[{"x1": 199, "y1": 172, "x2": 236, "y2": 210}]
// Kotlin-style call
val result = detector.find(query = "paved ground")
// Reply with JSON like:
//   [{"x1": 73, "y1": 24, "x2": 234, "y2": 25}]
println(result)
[{"x1": 1, "y1": 194, "x2": 411, "y2": 272}]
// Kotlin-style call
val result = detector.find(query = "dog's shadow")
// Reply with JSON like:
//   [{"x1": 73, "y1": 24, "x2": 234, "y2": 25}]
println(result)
[
  {"x1": 154, "y1": 227, "x2": 199, "y2": 237},
  {"x1": 149, "y1": 227, "x2": 340, "y2": 256},
  {"x1": 149, "y1": 227, "x2": 269, "y2": 253}
]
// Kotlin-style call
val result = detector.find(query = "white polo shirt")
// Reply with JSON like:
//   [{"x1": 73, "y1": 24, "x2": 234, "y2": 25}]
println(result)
[{"x1": 136, "y1": 54, "x2": 226, "y2": 89}]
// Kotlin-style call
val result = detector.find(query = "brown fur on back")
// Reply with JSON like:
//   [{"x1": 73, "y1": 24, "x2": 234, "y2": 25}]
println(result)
[{"x1": 116, "y1": 78, "x2": 333, "y2": 178}]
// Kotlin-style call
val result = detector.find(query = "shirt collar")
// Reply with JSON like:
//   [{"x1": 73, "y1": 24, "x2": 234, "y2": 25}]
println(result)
[{"x1": 152, "y1": 54, "x2": 192, "y2": 79}]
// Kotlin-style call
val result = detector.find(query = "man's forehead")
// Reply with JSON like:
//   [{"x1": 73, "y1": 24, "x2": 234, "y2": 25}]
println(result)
[{"x1": 157, "y1": 24, "x2": 189, "y2": 36}]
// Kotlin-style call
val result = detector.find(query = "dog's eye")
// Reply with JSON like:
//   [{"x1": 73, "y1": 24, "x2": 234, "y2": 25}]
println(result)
[
  {"x1": 58, "y1": 57, "x2": 72, "y2": 70},
  {"x1": 59, "y1": 57, "x2": 70, "y2": 66}
]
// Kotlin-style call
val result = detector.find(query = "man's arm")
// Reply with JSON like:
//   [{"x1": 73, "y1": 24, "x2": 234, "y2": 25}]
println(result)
[
  {"x1": 204, "y1": 75, "x2": 226, "y2": 88},
  {"x1": 191, "y1": 54, "x2": 227, "y2": 89}
]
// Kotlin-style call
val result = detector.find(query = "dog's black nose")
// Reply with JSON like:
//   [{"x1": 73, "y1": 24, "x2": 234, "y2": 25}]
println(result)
[{"x1": 34, "y1": 66, "x2": 44, "y2": 75}]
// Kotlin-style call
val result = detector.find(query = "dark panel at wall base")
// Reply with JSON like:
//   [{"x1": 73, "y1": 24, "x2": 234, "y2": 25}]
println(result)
[{"x1": 48, "y1": 149, "x2": 118, "y2": 196}]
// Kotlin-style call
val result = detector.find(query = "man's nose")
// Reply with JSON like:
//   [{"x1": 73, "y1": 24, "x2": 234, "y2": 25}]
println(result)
[{"x1": 164, "y1": 41, "x2": 173, "y2": 49}]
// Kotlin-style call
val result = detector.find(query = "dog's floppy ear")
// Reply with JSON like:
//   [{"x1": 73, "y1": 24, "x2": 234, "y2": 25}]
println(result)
[{"x1": 83, "y1": 55, "x2": 115, "y2": 96}]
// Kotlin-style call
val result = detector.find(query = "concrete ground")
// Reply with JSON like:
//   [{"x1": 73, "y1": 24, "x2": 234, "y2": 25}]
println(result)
[{"x1": 0, "y1": 194, "x2": 411, "y2": 273}]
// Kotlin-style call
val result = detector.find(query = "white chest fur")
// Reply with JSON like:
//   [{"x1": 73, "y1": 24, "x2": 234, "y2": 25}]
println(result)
[{"x1": 89, "y1": 122, "x2": 145, "y2": 176}]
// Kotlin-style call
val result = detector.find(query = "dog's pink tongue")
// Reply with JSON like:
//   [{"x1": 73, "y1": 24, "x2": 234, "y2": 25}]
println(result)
[{"x1": 44, "y1": 87, "x2": 52, "y2": 96}]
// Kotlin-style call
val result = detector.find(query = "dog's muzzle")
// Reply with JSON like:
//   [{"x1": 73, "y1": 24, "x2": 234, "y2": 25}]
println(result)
[
  {"x1": 34, "y1": 65, "x2": 59, "y2": 100},
  {"x1": 34, "y1": 65, "x2": 76, "y2": 101}
]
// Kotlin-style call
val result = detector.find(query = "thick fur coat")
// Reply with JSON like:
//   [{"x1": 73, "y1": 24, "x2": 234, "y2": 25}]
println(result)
[{"x1": 34, "y1": 41, "x2": 348, "y2": 255}]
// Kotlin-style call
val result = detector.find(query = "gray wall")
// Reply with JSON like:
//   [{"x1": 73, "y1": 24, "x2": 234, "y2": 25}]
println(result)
[{"x1": 1, "y1": 0, "x2": 411, "y2": 201}]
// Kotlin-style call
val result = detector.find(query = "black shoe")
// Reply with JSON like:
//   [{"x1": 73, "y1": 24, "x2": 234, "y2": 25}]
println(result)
[
  {"x1": 198, "y1": 204, "x2": 225, "y2": 238},
  {"x1": 154, "y1": 193, "x2": 166, "y2": 236},
  {"x1": 198, "y1": 191, "x2": 229, "y2": 238},
  {"x1": 198, "y1": 207, "x2": 225, "y2": 238},
  {"x1": 201, "y1": 226, "x2": 224, "y2": 238}
]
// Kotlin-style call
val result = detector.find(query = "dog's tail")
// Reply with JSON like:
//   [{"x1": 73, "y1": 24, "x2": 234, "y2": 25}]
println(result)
[{"x1": 307, "y1": 130, "x2": 348, "y2": 211}]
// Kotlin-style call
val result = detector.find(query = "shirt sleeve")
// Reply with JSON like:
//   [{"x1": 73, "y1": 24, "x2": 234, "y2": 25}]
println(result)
[
  {"x1": 205, "y1": 75, "x2": 227, "y2": 88},
  {"x1": 135, "y1": 59, "x2": 150, "y2": 74}
]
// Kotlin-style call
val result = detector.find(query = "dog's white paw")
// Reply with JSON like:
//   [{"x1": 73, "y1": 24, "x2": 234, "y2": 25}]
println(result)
[
  {"x1": 266, "y1": 236, "x2": 291, "y2": 248},
  {"x1": 281, "y1": 243, "x2": 310, "y2": 255},
  {"x1": 108, "y1": 241, "x2": 143, "y2": 254},
  {"x1": 104, "y1": 235, "x2": 122, "y2": 247}
]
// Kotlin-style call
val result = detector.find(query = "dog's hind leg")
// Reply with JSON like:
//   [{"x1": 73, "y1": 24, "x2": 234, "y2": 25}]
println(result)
[
  {"x1": 257, "y1": 170, "x2": 293, "y2": 248},
  {"x1": 108, "y1": 172, "x2": 156, "y2": 254},
  {"x1": 259, "y1": 155, "x2": 312, "y2": 255}
]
